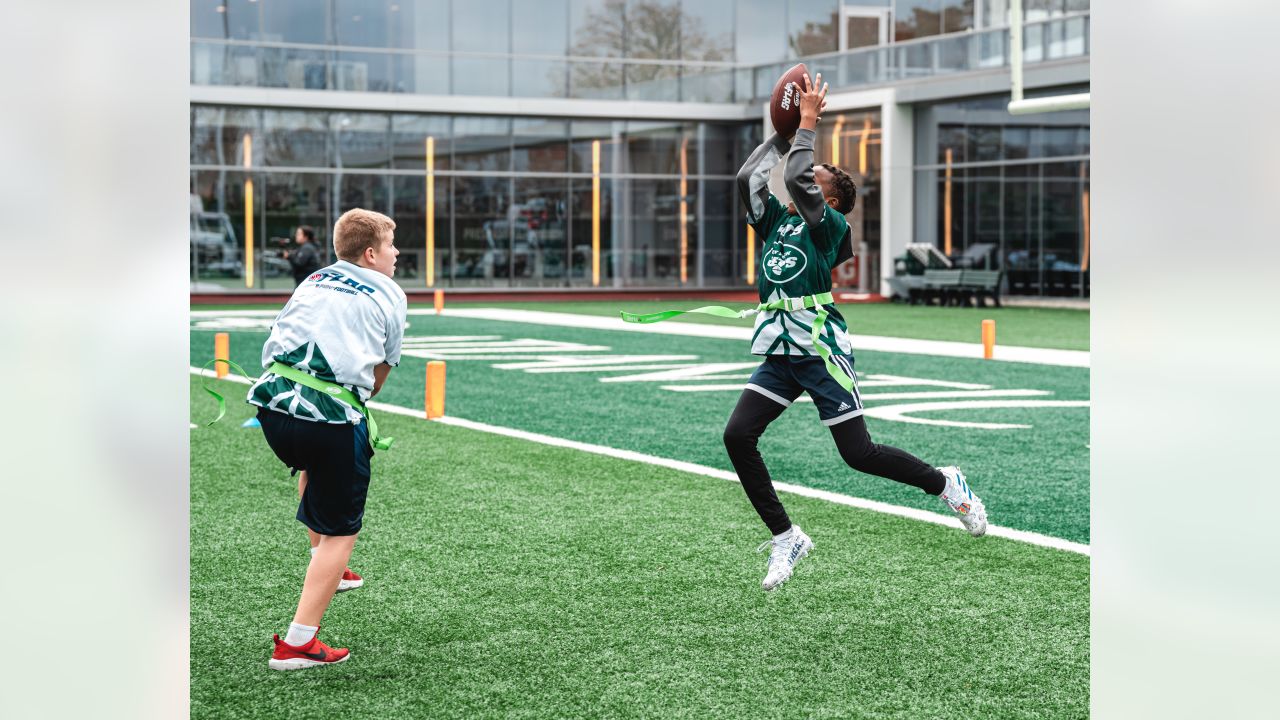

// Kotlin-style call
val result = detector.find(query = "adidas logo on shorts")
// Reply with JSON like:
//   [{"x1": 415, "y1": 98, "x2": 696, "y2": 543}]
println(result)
[{"x1": 837, "y1": 402, "x2": 851, "y2": 411}]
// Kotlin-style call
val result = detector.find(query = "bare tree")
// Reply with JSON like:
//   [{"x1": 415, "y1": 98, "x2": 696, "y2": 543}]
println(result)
[{"x1": 565, "y1": 0, "x2": 732, "y2": 95}]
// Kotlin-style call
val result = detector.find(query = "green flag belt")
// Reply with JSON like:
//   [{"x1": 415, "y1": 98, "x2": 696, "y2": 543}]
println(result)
[
  {"x1": 199, "y1": 359, "x2": 394, "y2": 450},
  {"x1": 619, "y1": 291, "x2": 853, "y2": 392}
]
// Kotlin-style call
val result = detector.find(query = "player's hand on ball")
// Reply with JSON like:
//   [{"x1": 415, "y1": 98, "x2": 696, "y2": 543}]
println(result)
[{"x1": 798, "y1": 72, "x2": 828, "y2": 128}]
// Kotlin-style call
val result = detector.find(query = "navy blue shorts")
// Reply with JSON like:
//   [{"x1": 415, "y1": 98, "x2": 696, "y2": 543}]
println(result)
[
  {"x1": 256, "y1": 407, "x2": 373, "y2": 536},
  {"x1": 745, "y1": 354, "x2": 864, "y2": 426}
]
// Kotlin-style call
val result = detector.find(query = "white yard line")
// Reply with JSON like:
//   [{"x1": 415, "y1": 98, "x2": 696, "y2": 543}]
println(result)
[
  {"x1": 190, "y1": 307, "x2": 1089, "y2": 367},
  {"x1": 190, "y1": 366, "x2": 1090, "y2": 556}
]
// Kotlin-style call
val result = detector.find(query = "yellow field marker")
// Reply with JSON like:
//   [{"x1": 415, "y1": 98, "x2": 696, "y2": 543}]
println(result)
[
  {"x1": 214, "y1": 332, "x2": 230, "y2": 378},
  {"x1": 434, "y1": 289, "x2": 444, "y2": 315},
  {"x1": 982, "y1": 319, "x2": 996, "y2": 359},
  {"x1": 425, "y1": 361, "x2": 446, "y2": 419}
]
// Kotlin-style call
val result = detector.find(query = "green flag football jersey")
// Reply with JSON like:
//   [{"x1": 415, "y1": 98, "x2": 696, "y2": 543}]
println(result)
[{"x1": 750, "y1": 194, "x2": 853, "y2": 358}]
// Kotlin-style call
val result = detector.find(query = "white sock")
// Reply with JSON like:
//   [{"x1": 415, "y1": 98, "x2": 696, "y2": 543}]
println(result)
[
  {"x1": 772, "y1": 526, "x2": 795, "y2": 541},
  {"x1": 284, "y1": 622, "x2": 318, "y2": 646},
  {"x1": 309, "y1": 546, "x2": 318, "y2": 558}
]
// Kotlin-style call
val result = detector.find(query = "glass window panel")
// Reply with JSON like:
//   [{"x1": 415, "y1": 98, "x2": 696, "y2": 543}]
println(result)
[
  {"x1": 391, "y1": 175, "x2": 427, "y2": 287},
  {"x1": 1002, "y1": 126, "x2": 1029, "y2": 160},
  {"x1": 569, "y1": 177, "x2": 617, "y2": 285},
  {"x1": 191, "y1": 170, "x2": 248, "y2": 285},
  {"x1": 513, "y1": 118, "x2": 569, "y2": 173},
  {"x1": 263, "y1": 110, "x2": 330, "y2": 168},
  {"x1": 700, "y1": 179, "x2": 736, "y2": 283},
  {"x1": 511, "y1": 178, "x2": 570, "y2": 286},
  {"x1": 894, "y1": 0, "x2": 941, "y2": 41},
  {"x1": 700, "y1": 123, "x2": 740, "y2": 177},
  {"x1": 263, "y1": 172, "x2": 335, "y2": 286},
  {"x1": 789, "y1": 0, "x2": 839, "y2": 57},
  {"x1": 453, "y1": 176, "x2": 512, "y2": 284},
  {"x1": 329, "y1": 49, "x2": 398, "y2": 93},
  {"x1": 452, "y1": 116, "x2": 511, "y2": 171},
  {"x1": 333, "y1": 173, "x2": 391, "y2": 217},
  {"x1": 390, "y1": 174, "x2": 450, "y2": 288},
  {"x1": 569, "y1": 0, "x2": 625, "y2": 57},
  {"x1": 968, "y1": 124, "x2": 1002, "y2": 162},
  {"x1": 452, "y1": 57, "x2": 510, "y2": 96},
  {"x1": 1041, "y1": 160, "x2": 1083, "y2": 295},
  {"x1": 453, "y1": 0, "x2": 509, "y2": 53},
  {"x1": 627, "y1": 178, "x2": 682, "y2": 285},
  {"x1": 942, "y1": 0, "x2": 974, "y2": 33},
  {"x1": 392, "y1": 114, "x2": 452, "y2": 171},
  {"x1": 680, "y1": 0, "x2": 734, "y2": 61},
  {"x1": 514, "y1": 0, "x2": 568, "y2": 55},
  {"x1": 937, "y1": 124, "x2": 965, "y2": 164},
  {"x1": 195, "y1": 0, "x2": 264, "y2": 41},
  {"x1": 681, "y1": 67, "x2": 734, "y2": 103},
  {"x1": 230, "y1": 0, "x2": 327, "y2": 43},
  {"x1": 334, "y1": 0, "x2": 402, "y2": 47},
  {"x1": 736, "y1": 0, "x2": 788, "y2": 63},
  {"x1": 625, "y1": 64, "x2": 679, "y2": 101},
  {"x1": 625, "y1": 121, "x2": 692, "y2": 175},
  {"x1": 193, "y1": 107, "x2": 262, "y2": 167},
  {"x1": 570, "y1": 62, "x2": 624, "y2": 99},
  {"x1": 513, "y1": 60, "x2": 569, "y2": 98},
  {"x1": 570, "y1": 121, "x2": 624, "y2": 174},
  {"x1": 624, "y1": 0, "x2": 680, "y2": 59},
  {"x1": 331, "y1": 112, "x2": 391, "y2": 169}
]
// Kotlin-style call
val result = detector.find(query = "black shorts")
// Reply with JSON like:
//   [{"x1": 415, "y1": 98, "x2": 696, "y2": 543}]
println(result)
[
  {"x1": 256, "y1": 407, "x2": 373, "y2": 536},
  {"x1": 745, "y1": 354, "x2": 864, "y2": 426}
]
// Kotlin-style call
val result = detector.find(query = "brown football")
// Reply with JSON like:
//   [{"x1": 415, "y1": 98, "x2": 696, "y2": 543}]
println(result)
[{"x1": 769, "y1": 63, "x2": 809, "y2": 139}]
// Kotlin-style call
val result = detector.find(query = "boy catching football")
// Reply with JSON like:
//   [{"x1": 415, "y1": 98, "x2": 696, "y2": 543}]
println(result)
[
  {"x1": 247, "y1": 208, "x2": 407, "y2": 668},
  {"x1": 727, "y1": 72, "x2": 988, "y2": 591}
]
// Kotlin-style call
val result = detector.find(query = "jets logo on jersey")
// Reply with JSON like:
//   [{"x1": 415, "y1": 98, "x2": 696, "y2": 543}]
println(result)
[
  {"x1": 762, "y1": 242, "x2": 808, "y2": 283},
  {"x1": 310, "y1": 269, "x2": 376, "y2": 295}
]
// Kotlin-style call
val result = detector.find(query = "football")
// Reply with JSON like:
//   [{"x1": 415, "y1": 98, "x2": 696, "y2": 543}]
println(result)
[{"x1": 769, "y1": 63, "x2": 809, "y2": 139}]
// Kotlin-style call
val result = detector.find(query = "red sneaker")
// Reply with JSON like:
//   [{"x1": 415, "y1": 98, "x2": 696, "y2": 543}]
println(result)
[
  {"x1": 268, "y1": 633, "x2": 350, "y2": 671},
  {"x1": 337, "y1": 568, "x2": 364, "y2": 593}
]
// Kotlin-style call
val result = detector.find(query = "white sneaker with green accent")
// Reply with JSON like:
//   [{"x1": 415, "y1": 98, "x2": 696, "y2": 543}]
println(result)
[
  {"x1": 938, "y1": 466, "x2": 987, "y2": 537},
  {"x1": 757, "y1": 525, "x2": 813, "y2": 591}
]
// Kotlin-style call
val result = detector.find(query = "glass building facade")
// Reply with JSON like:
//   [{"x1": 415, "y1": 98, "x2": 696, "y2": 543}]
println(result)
[
  {"x1": 190, "y1": 0, "x2": 1088, "y2": 296},
  {"x1": 913, "y1": 89, "x2": 1089, "y2": 296}
]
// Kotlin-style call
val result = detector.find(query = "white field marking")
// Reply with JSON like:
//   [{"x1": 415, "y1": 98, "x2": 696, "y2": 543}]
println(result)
[
  {"x1": 190, "y1": 423, "x2": 198, "y2": 429},
  {"x1": 419, "y1": 308, "x2": 1090, "y2": 368},
  {"x1": 401, "y1": 338, "x2": 602, "y2": 351},
  {"x1": 192, "y1": 317, "x2": 277, "y2": 331},
  {"x1": 492, "y1": 355, "x2": 698, "y2": 371},
  {"x1": 400, "y1": 335, "x2": 504, "y2": 343},
  {"x1": 191, "y1": 308, "x2": 1089, "y2": 366},
  {"x1": 863, "y1": 400, "x2": 1091, "y2": 430},
  {"x1": 862, "y1": 373, "x2": 991, "y2": 390},
  {"x1": 661, "y1": 387, "x2": 1052, "y2": 403},
  {"x1": 189, "y1": 365, "x2": 1089, "y2": 555},
  {"x1": 599, "y1": 362, "x2": 765, "y2": 384},
  {"x1": 403, "y1": 345, "x2": 613, "y2": 357},
  {"x1": 521, "y1": 364, "x2": 692, "y2": 374}
]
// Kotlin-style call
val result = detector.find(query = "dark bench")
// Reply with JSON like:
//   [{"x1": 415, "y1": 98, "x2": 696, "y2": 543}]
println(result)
[{"x1": 958, "y1": 269, "x2": 1003, "y2": 307}]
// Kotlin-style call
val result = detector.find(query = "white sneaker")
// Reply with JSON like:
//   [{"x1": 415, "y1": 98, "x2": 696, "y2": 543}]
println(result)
[
  {"x1": 938, "y1": 466, "x2": 987, "y2": 536},
  {"x1": 757, "y1": 525, "x2": 813, "y2": 591}
]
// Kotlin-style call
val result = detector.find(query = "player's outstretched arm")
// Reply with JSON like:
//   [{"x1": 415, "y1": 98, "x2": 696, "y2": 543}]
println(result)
[
  {"x1": 736, "y1": 132, "x2": 791, "y2": 225},
  {"x1": 784, "y1": 72, "x2": 831, "y2": 233}
]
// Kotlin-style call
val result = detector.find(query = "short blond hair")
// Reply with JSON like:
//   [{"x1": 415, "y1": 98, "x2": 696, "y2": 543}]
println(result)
[{"x1": 333, "y1": 208, "x2": 395, "y2": 262}]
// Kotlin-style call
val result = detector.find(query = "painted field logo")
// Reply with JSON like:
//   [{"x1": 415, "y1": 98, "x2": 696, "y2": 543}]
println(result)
[{"x1": 763, "y1": 243, "x2": 807, "y2": 283}]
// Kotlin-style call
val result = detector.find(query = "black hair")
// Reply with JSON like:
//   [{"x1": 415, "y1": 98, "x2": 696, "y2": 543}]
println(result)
[
  {"x1": 819, "y1": 163, "x2": 857, "y2": 215},
  {"x1": 298, "y1": 225, "x2": 316, "y2": 242}
]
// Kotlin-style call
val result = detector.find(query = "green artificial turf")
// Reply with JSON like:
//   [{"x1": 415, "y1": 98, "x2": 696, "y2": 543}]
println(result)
[
  {"x1": 193, "y1": 314, "x2": 1090, "y2": 543},
  {"x1": 191, "y1": 376, "x2": 1088, "y2": 719}
]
